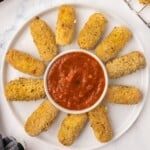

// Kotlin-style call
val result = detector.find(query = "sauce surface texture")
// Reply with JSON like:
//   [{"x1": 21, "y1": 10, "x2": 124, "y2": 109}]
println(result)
[{"x1": 47, "y1": 52, "x2": 105, "y2": 110}]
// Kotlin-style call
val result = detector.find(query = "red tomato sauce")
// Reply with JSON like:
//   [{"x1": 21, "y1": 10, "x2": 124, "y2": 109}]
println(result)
[{"x1": 47, "y1": 52, "x2": 105, "y2": 110}]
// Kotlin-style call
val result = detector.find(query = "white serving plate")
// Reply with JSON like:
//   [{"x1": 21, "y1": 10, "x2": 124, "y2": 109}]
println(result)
[{"x1": 1, "y1": 4, "x2": 149, "y2": 150}]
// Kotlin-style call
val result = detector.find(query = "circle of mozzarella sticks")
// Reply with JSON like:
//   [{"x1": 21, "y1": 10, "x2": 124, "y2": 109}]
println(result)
[
  {"x1": 95, "y1": 26, "x2": 132, "y2": 62},
  {"x1": 77, "y1": 13, "x2": 107, "y2": 50},
  {"x1": 24, "y1": 100, "x2": 59, "y2": 136},
  {"x1": 30, "y1": 17, "x2": 58, "y2": 62},
  {"x1": 56, "y1": 5, "x2": 76, "y2": 45},
  {"x1": 5, "y1": 78, "x2": 45, "y2": 101},
  {"x1": 88, "y1": 104, "x2": 112, "y2": 142},
  {"x1": 6, "y1": 49, "x2": 46, "y2": 76},
  {"x1": 104, "y1": 85, "x2": 142, "y2": 104},
  {"x1": 58, "y1": 114, "x2": 87, "y2": 146},
  {"x1": 139, "y1": 0, "x2": 150, "y2": 4},
  {"x1": 106, "y1": 51, "x2": 146, "y2": 79}
]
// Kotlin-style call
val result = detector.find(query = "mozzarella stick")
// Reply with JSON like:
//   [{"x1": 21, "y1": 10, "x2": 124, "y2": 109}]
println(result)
[
  {"x1": 139, "y1": 0, "x2": 150, "y2": 4},
  {"x1": 6, "y1": 49, "x2": 46, "y2": 76},
  {"x1": 56, "y1": 5, "x2": 76, "y2": 45},
  {"x1": 106, "y1": 51, "x2": 146, "y2": 79},
  {"x1": 25, "y1": 100, "x2": 59, "y2": 136},
  {"x1": 78, "y1": 13, "x2": 107, "y2": 50},
  {"x1": 95, "y1": 26, "x2": 132, "y2": 62},
  {"x1": 88, "y1": 104, "x2": 112, "y2": 142},
  {"x1": 30, "y1": 17, "x2": 58, "y2": 62},
  {"x1": 105, "y1": 85, "x2": 142, "y2": 104},
  {"x1": 58, "y1": 114, "x2": 87, "y2": 146},
  {"x1": 5, "y1": 78, "x2": 45, "y2": 101}
]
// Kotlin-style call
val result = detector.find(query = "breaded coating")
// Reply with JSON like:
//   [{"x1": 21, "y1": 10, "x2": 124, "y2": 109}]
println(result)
[
  {"x1": 88, "y1": 104, "x2": 112, "y2": 142},
  {"x1": 6, "y1": 49, "x2": 46, "y2": 76},
  {"x1": 105, "y1": 85, "x2": 142, "y2": 104},
  {"x1": 106, "y1": 51, "x2": 146, "y2": 79},
  {"x1": 139, "y1": 0, "x2": 150, "y2": 4},
  {"x1": 5, "y1": 78, "x2": 45, "y2": 101},
  {"x1": 95, "y1": 26, "x2": 132, "y2": 62},
  {"x1": 77, "y1": 13, "x2": 107, "y2": 50},
  {"x1": 30, "y1": 17, "x2": 58, "y2": 62},
  {"x1": 25, "y1": 100, "x2": 59, "y2": 136},
  {"x1": 56, "y1": 5, "x2": 76, "y2": 45},
  {"x1": 58, "y1": 114, "x2": 87, "y2": 146}
]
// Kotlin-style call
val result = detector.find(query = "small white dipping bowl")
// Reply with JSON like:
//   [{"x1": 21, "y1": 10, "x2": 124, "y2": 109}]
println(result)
[{"x1": 44, "y1": 49, "x2": 108, "y2": 114}]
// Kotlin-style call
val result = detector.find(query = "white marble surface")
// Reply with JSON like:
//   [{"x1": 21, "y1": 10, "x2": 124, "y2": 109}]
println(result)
[{"x1": 0, "y1": 0, "x2": 150, "y2": 150}]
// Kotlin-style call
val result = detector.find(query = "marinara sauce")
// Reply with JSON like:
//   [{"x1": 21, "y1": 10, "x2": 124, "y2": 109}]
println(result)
[{"x1": 47, "y1": 52, "x2": 105, "y2": 110}]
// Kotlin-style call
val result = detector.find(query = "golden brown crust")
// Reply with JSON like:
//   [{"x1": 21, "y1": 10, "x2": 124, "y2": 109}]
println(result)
[
  {"x1": 30, "y1": 17, "x2": 58, "y2": 62},
  {"x1": 5, "y1": 78, "x2": 45, "y2": 101},
  {"x1": 95, "y1": 26, "x2": 132, "y2": 62},
  {"x1": 58, "y1": 114, "x2": 87, "y2": 146},
  {"x1": 24, "y1": 100, "x2": 59, "y2": 136},
  {"x1": 88, "y1": 104, "x2": 112, "y2": 142},
  {"x1": 105, "y1": 85, "x2": 142, "y2": 104},
  {"x1": 139, "y1": 0, "x2": 150, "y2": 4},
  {"x1": 6, "y1": 49, "x2": 46, "y2": 76},
  {"x1": 78, "y1": 13, "x2": 107, "y2": 50},
  {"x1": 106, "y1": 51, "x2": 146, "y2": 79},
  {"x1": 56, "y1": 5, "x2": 76, "y2": 45}
]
